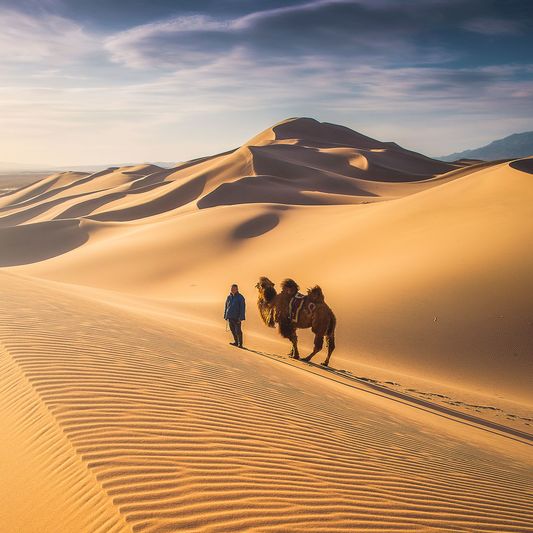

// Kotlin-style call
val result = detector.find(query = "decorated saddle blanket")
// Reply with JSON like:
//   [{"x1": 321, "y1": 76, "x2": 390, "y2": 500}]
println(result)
[{"x1": 289, "y1": 293, "x2": 308, "y2": 322}]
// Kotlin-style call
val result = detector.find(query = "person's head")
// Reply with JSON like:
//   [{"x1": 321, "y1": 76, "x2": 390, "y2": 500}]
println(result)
[{"x1": 230, "y1": 284, "x2": 239, "y2": 294}]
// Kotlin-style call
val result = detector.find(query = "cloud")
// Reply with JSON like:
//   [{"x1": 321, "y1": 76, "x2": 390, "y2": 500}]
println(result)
[
  {"x1": 103, "y1": 0, "x2": 461, "y2": 70},
  {"x1": 2, "y1": 47, "x2": 531, "y2": 164},
  {"x1": 231, "y1": 0, "x2": 367, "y2": 29},
  {"x1": 9, "y1": 51, "x2": 525, "y2": 123},
  {"x1": 104, "y1": 15, "x2": 234, "y2": 68},
  {"x1": 97, "y1": 0, "x2": 533, "y2": 122},
  {"x1": 0, "y1": 8, "x2": 97, "y2": 64},
  {"x1": 463, "y1": 17, "x2": 523, "y2": 36},
  {"x1": 1, "y1": 1, "x2": 532, "y2": 164}
]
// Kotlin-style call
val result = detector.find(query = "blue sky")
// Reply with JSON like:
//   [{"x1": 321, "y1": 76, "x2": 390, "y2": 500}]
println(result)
[{"x1": 1, "y1": 0, "x2": 532, "y2": 165}]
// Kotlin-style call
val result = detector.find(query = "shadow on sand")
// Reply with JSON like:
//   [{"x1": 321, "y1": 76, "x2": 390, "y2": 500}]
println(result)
[
  {"x1": 239, "y1": 346, "x2": 532, "y2": 444},
  {"x1": 509, "y1": 158, "x2": 533, "y2": 174}
]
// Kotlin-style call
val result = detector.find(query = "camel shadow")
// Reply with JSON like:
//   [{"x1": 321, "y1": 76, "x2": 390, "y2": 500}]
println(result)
[
  {"x1": 241, "y1": 348, "x2": 532, "y2": 445},
  {"x1": 241, "y1": 347, "x2": 339, "y2": 372}
]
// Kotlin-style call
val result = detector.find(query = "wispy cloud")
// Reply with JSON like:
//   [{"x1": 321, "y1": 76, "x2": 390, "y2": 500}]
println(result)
[
  {"x1": 104, "y1": 15, "x2": 232, "y2": 68},
  {"x1": 103, "y1": 0, "x2": 459, "y2": 70},
  {"x1": 0, "y1": 8, "x2": 97, "y2": 64},
  {"x1": 463, "y1": 17, "x2": 523, "y2": 36},
  {"x1": 3, "y1": 51, "x2": 529, "y2": 128},
  {"x1": 0, "y1": 1, "x2": 532, "y2": 164}
]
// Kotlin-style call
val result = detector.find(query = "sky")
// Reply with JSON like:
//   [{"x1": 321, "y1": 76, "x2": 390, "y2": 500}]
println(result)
[{"x1": 0, "y1": 0, "x2": 532, "y2": 166}]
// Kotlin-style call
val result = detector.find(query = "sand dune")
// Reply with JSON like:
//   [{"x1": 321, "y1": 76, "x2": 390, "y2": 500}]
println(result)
[
  {"x1": 1, "y1": 271, "x2": 531, "y2": 532},
  {"x1": 0, "y1": 118, "x2": 461, "y2": 226},
  {"x1": 1, "y1": 118, "x2": 532, "y2": 531},
  {"x1": 3, "y1": 157, "x2": 531, "y2": 401}
]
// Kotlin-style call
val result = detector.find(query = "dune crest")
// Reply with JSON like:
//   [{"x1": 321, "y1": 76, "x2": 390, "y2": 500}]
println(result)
[{"x1": 0, "y1": 118, "x2": 462, "y2": 226}]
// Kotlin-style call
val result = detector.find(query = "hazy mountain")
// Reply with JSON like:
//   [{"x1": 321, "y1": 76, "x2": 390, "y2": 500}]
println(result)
[{"x1": 439, "y1": 131, "x2": 533, "y2": 162}]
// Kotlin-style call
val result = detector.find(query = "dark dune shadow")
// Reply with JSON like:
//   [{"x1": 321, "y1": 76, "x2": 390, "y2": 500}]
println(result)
[
  {"x1": 2, "y1": 176, "x2": 173, "y2": 225},
  {"x1": 250, "y1": 143, "x2": 450, "y2": 182},
  {"x1": 0, "y1": 176, "x2": 63, "y2": 207},
  {"x1": 56, "y1": 181, "x2": 169, "y2": 220},
  {"x1": 232, "y1": 213, "x2": 279, "y2": 239},
  {"x1": 0, "y1": 171, "x2": 104, "y2": 212},
  {"x1": 1, "y1": 167, "x2": 171, "y2": 215},
  {"x1": 0, "y1": 189, "x2": 111, "y2": 227},
  {"x1": 57, "y1": 191, "x2": 127, "y2": 220},
  {"x1": 166, "y1": 148, "x2": 236, "y2": 175},
  {"x1": 89, "y1": 175, "x2": 207, "y2": 222},
  {"x1": 509, "y1": 158, "x2": 533, "y2": 174},
  {"x1": 0, "y1": 219, "x2": 88, "y2": 266},
  {"x1": 197, "y1": 175, "x2": 374, "y2": 209}
]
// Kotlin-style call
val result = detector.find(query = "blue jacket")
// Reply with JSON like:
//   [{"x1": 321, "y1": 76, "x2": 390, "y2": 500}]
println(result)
[{"x1": 224, "y1": 292, "x2": 246, "y2": 321}]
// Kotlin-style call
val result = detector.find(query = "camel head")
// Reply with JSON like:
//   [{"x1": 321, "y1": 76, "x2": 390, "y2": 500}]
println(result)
[
  {"x1": 255, "y1": 276, "x2": 274, "y2": 290},
  {"x1": 255, "y1": 277, "x2": 277, "y2": 303}
]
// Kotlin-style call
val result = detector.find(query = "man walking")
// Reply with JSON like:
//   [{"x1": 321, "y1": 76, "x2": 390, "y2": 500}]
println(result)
[{"x1": 224, "y1": 284, "x2": 246, "y2": 348}]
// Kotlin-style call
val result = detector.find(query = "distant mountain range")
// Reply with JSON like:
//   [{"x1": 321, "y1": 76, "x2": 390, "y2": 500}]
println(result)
[{"x1": 439, "y1": 131, "x2": 533, "y2": 162}]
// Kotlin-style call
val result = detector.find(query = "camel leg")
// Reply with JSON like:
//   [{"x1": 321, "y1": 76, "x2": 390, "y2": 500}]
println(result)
[
  {"x1": 322, "y1": 335, "x2": 335, "y2": 366},
  {"x1": 284, "y1": 331, "x2": 300, "y2": 359},
  {"x1": 303, "y1": 333, "x2": 324, "y2": 362},
  {"x1": 291, "y1": 332, "x2": 300, "y2": 359},
  {"x1": 279, "y1": 320, "x2": 299, "y2": 359}
]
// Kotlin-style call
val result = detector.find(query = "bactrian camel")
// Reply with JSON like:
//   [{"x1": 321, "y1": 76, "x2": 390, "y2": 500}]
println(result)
[{"x1": 255, "y1": 277, "x2": 336, "y2": 366}]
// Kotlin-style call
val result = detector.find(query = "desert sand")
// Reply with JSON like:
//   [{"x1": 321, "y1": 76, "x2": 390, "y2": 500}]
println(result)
[{"x1": 1, "y1": 118, "x2": 532, "y2": 531}]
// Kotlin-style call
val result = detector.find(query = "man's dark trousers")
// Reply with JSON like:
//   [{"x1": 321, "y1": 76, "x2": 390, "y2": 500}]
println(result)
[{"x1": 229, "y1": 319, "x2": 243, "y2": 347}]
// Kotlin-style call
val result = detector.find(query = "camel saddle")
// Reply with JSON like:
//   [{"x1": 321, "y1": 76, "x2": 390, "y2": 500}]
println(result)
[{"x1": 288, "y1": 293, "x2": 314, "y2": 323}]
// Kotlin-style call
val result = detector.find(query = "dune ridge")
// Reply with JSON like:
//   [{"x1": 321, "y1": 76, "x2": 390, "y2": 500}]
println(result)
[
  {"x1": 1, "y1": 270, "x2": 532, "y2": 532},
  {"x1": 0, "y1": 118, "x2": 462, "y2": 226},
  {"x1": 0, "y1": 334, "x2": 129, "y2": 533}
]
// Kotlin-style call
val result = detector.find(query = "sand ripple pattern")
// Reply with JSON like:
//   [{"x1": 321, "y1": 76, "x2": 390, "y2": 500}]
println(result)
[{"x1": 0, "y1": 272, "x2": 532, "y2": 532}]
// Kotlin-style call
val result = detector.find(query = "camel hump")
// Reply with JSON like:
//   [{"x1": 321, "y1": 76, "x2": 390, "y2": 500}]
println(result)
[
  {"x1": 307, "y1": 285, "x2": 325, "y2": 303},
  {"x1": 281, "y1": 278, "x2": 300, "y2": 293}
]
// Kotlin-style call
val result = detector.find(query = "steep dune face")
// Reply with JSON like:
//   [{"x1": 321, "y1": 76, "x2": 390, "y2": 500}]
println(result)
[
  {"x1": 247, "y1": 117, "x2": 455, "y2": 179},
  {"x1": 0, "y1": 171, "x2": 89, "y2": 211},
  {"x1": 0, "y1": 166, "x2": 172, "y2": 226}
]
